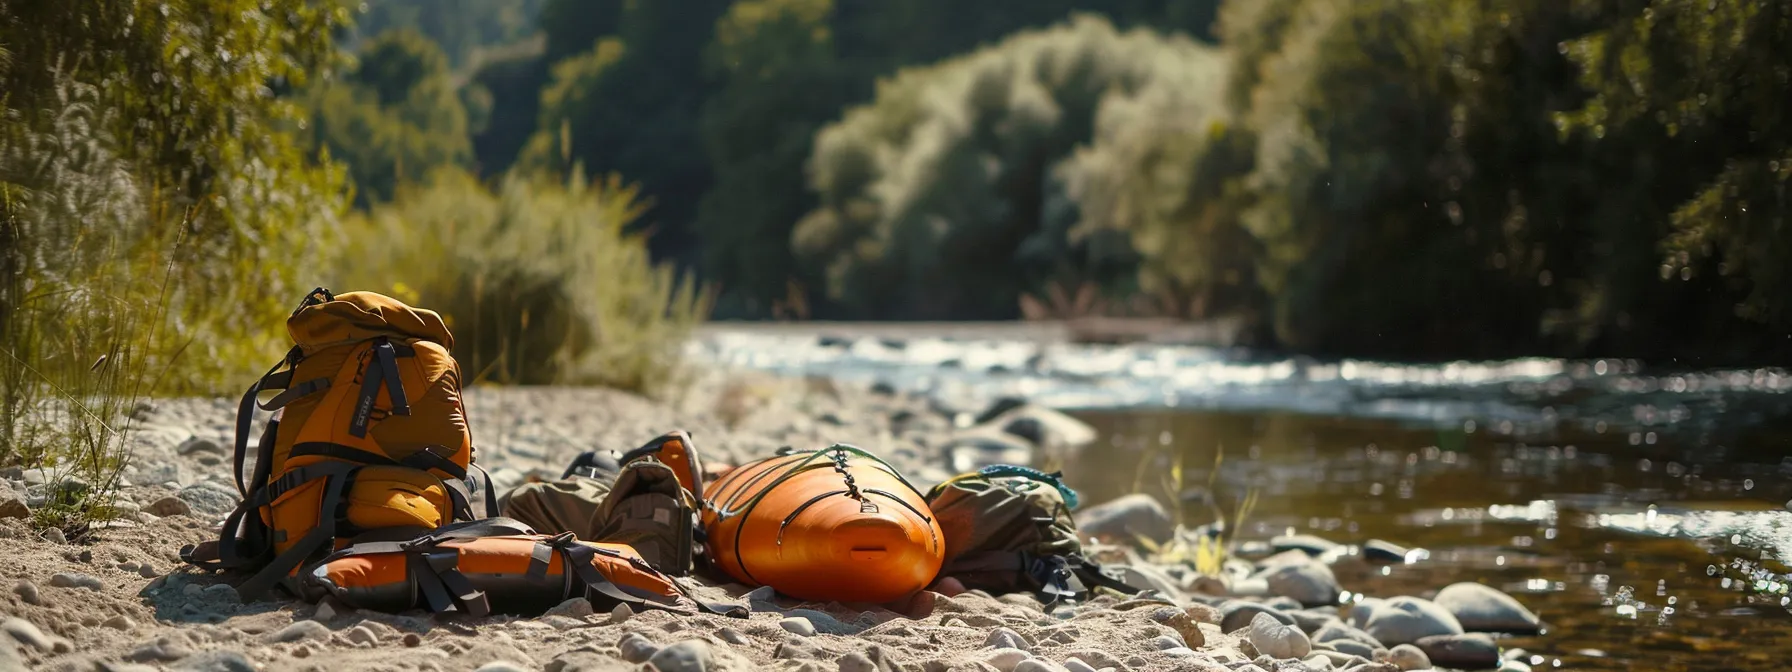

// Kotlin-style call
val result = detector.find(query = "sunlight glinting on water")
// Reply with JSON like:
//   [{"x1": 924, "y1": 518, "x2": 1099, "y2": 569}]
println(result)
[{"x1": 692, "y1": 331, "x2": 1792, "y2": 435}]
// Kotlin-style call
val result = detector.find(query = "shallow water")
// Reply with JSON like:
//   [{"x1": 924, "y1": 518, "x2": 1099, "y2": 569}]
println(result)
[
  {"x1": 694, "y1": 328, "x2": 1792, "y2": 671},
  {"x1": 1064, "y1": 409, "x2": 1792, "y2": 672}
]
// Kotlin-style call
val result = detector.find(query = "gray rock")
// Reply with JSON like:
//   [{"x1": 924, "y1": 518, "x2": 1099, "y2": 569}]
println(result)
[
  {"x1": 985, "y1": 627, "x2": 1030, "y2": 651},
  {"x1": 1313, "y1": 621, "x2": 1383, "y2": 649},
  {"x1": 98, "y1": 663, "x2": 161, "y2": 672},
  {"x1": 0, "y1": 497, "x2": 28, "y2": 519},
  {"x1": 980, "y1": 648, "x2": 1030, "y2": 672},
  {"x1": 1347, "y1": 598, "x2": 1383, "y2": 629},
  {"x1": 1271, "y1": 534, "x2": 1342, "y2": 556},
  {"x1": 1114, "y1": 564, "x2": 1183, "y2": 600},
  {"x1": 265, "y1": 620, "x2": 330, "y2": 643},
  {"x1": 13, "y1": 580, "x2": 40, "y2": 604},
  {"x1": 718, "y1": 628, "x2": 749, "y2": 646},
  {"x1": 1074, "y1": 494, "x2": 1173, "y2": 543},
  {"x1": 1325, "y1": 640, "x2": 1381, "y2": 660},
  {"x1": 1383, "y1": 643, "x2": 1430, "y2": 671},
  {"x1": 838, "y1": 652, "x2": 880, "y2": 672},
  {"x1": 50, "y1": 572, "x2": 104, "y2": 591},
  {"x1": 176, "y1": 482, "x2": 240, "y2": 519},
  {"x1": 544, "y1": 597, "x2": 594, "y2": 619},
  {"x1": 125, "y1": 637, "x2": 194, "y2": 662},
  {"x1": 1249, "y1": 611, "x2": 1312, "y2": 659},
  {"x1": 1414, "y1": 633, "x2": 1500, "y2": 669},
  {"x1": 780, "y1": 616, "x2": 817, "y2": 637},
  {"x1": 1433, "y1": 582, "x2": 1542, "y2": 633},
  {"x1": 988, "y1": 404, "x2": 1097, "y2": 451},
  {"x1": 145, "y1": 496, "x2": 192, "y2": 517},
  {"x1": 619, "y1": 632, "x2": 660, "y2": 663},
  {"x1": 2, "y1": 618, "x2": 59, "y2": 651},
  {"x1": 943, "y1": 430, "x2": 1035, "y2": 473},
  {"x1": 44, "y1": 527, "x2": 66, "y2": 544},
  {"x1": 1222, "y1": 602, "x2": 1296, "y2": 633},
  {"x1": 1308, "y1": 649, "x2": 1370, "y2": 668},
  {"x1": 345, "y1": 624, "x2": 380, "y2": 646},
  {"x1": 647, "y1": 641, "x2": 715, "y2": 672},
  {"x1": 176, "y1": 437, "x2": 225, "y2": 456},
  {"x1": 1013, "y1": 661, "x2": 1067, "y2": 672},
  {"x1": 610, "y1": 602, "x2": 633, "y2": 624},
  {"x1": 473, "y1": 663, "x2": 530, "y2": 672},
  {"x1": 1148, "y1": 605, "x2": 1206, "y2": 648},
  {"x1": 1288, "y1": 610, "x2": 1339, "y2": 634},
  {"x1": 1362, "y1": 596, "x2": 1463, "y2": 646},
  {"x1": 168, "y1": 650, "x2": 256, "y2": 672},
  {"x1": 1361, "y1": 540, "x2": 1411, "y2": 564},
  {"x1": 1148, "y1": 635, "x2": 1184, "y2": 651},
  {"x1": 1261, "y1": 560, "x2": 1341, "y2": 607},
  {"x1": 137, "y1": 563, "x2": 160, "y2": 578},
  {"x1": 1062, "y1": 659, "x2": 1099, "y2": 672}
]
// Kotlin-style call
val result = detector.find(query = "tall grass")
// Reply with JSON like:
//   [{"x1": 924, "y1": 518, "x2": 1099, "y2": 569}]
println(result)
[
  {"x1": 1, "y1": 70, "x2": 185, "y2": 535},
  {"x1": 335, "y1": 166, "x2": 713, "y2": 396}
]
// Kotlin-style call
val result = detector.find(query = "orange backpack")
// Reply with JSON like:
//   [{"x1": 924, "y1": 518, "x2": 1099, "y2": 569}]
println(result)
[{"x1": 182, "y1": 288, "x2": 496, "y2": 600}]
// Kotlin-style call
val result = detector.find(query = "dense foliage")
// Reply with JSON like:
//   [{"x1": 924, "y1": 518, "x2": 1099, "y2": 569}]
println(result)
[
  {"x1": 8, "y1": 0, "x2": 1792, "y2": 403},
  {"x1": 334, "y1": 168, "x2": 711, "y2": 394}
]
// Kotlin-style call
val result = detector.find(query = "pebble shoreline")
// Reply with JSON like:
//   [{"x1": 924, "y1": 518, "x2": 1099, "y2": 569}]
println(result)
[{"x1": 0, "y1": 370, "x2": 1544, "y2": 671}]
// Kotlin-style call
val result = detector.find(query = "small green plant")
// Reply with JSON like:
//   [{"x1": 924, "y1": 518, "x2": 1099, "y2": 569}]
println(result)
[
  {"x1": 1, "y1": 66, "x2": 190, "y2": 536},
  {"x1": 1129, "y1": 441, "x2": 1260, "y2": 577},
  {"x1": 335, "y1": 166, "x2": 713, "y2": 396}
]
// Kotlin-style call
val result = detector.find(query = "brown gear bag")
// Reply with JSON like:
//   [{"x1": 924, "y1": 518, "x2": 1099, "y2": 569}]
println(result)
[{"x1": 182, "y1": 287, "x2": 497, "y2": 600}]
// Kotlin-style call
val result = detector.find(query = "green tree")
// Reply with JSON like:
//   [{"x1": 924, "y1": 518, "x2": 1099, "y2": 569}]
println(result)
[
  {"x1": 696, "y1": 0, "x2": 848, "y2": 317},
  {"x1": 794, "y1": 15, "x2": 1235, "y2": 319},
  {"x1": 1564, "y1": 0, "x2": 1792, "y2": 356},
  {"x1": 351, "y1": 0, "x2": 546, "y2": 69},
  {"x1": 526, "y1": 0, "x2": 733, "y2": 265},
  {"x1": 306, "y1": 29, "x2": 473, "y2": 206},
  {"x1": 1, "y1": 0, "x2": 352, "y2": 386}
]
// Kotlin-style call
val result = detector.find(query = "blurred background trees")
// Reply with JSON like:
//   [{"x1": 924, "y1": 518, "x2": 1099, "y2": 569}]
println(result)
[{"x1": 6, "y1": 0, "x2": 1792, "y2": 389}]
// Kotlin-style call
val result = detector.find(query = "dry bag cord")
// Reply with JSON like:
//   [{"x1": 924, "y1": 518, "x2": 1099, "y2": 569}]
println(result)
[
  {"x1": 710, "y1": 443, "x2": 922, "y2": 520},
  {"x1": 831, "y1": 449, "x2": 864, "y2": 501}
]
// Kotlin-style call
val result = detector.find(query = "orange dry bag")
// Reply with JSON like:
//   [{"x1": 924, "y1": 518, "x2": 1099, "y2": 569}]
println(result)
[
  {"x1": 298, "y1": 518, "x2": 746, "y2": 618},
  {"x1": 700, "y1": 444, "x2": 944, "y2": 603}
]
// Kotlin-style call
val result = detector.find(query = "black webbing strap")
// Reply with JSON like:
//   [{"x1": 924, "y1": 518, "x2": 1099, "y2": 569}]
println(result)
[
  {"x1": 411, "y1": 551, "x2": 456, "y2": 613},
  {"x1": 233, "y1": 351, "x2": 298, "y2": 498},
  {"x1": 259, "y1": 377, "x2": 330, "y2": 412},
  {"x1": 237, "y1": 472, "x2": 350, "y2": 601},
  {"x1": 442, "y1": 476, "x2": 476, "y2": 523},
  {"x1": 311, "y1": 518, "x2": 538, "y2": 565},
  {"x1": 1069, "y1": 555, "x2": 1142, "y2": 596},
  {"x1": 470, "y1": 463, "x2": 499, "y2": 518},
  {"x1": 350, "y1": 339, "x2": 411, "y2": 438},
  {"x1": 424, "y1": 548, "x2": 490, "y2": 617},
  {"x1": 288, "y1": 442, "x2": 468, "y2": 482},
  {"x1": 559, "y1": 542, "x2": 662, "y2": 608},
  {"x1": 250, "y1": 462, "x2": 360, "y2": 508}
]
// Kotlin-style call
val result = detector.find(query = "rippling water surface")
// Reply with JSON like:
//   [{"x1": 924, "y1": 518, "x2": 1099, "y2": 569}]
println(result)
[{"x1": 694, "y1": 328, "x2": 1792, "y2": 671}]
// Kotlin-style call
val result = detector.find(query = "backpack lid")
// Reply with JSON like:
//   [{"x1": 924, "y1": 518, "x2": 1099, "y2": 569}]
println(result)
[{"x1": 287, "y1": 290, "x2": 454, "y2": 353}]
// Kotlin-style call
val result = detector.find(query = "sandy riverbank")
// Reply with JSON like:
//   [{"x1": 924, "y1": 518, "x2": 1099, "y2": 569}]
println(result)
[{"x1": 0, "y1": 369, "x2": 1536, "y2": 671}]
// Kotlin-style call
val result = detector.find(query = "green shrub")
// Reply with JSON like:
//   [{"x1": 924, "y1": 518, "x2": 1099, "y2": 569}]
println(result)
[
  {"x1": 0, "y1": 70, "x2": 184, "y2": 535},
  {"x1": 334, "y1": 167, "x2": 712, "y2": 396}
]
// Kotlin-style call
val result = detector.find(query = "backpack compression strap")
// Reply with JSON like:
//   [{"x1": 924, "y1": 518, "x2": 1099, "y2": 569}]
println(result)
[{"x1": 941, "y1": 550, "x2": 1141, "y2": 602}]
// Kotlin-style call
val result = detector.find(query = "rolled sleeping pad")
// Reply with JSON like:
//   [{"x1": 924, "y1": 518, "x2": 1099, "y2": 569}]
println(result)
[
  {"x1": 300, "y1": 518, "x2": 687, "y2": 617},
  {"x1": 701, "y1": 444, "x2": 944, "y2": 603}
]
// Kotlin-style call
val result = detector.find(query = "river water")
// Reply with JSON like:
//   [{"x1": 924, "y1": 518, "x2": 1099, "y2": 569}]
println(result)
[{"x1": 692, "y1": 328, "x2": 1792, "y2": 671}]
